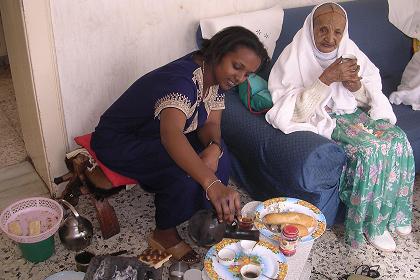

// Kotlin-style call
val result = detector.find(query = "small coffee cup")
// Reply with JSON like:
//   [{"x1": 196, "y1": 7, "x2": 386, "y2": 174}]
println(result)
[
  {"x1": 240, "y1": 240, "x2": 257, "y2": 255},
  {"x1": 75, "y1": 251, "x2": 95, "y2": 272},
  {"x1": 240, "y1": 264, "x2": 261, "y2": 280},
  {"x1": 217, "y1": 248, "x2": 236, "y2": 266},
  {"x1": 238, "y1": 215, "x2": 255, "y2": 230},
  {"x1": 341, "y1": 54, "x2": 357, "y2": 61}
]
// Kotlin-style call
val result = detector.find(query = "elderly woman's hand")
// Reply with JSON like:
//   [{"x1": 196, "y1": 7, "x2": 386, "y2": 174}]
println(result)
[
  {"x1": 206, "y1": 181, "x2": 241, "y2": 223},
  {"x1": 342, "y1": 80, "x2": 362, "y2": 92},
  {"x1": 320, "y1": 57, "x2": 361, "y2": 85}
]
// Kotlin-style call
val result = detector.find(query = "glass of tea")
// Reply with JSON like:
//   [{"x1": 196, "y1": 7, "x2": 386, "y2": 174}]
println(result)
[{"x1": 237, "y1": 214, "x2": 255, "y2": 230}]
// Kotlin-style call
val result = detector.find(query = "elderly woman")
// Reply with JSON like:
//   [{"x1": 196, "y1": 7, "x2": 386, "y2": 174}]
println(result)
[
  {"x1": 266, "y1": 2, "x2": 414, "y2": 251},
  {"x1": 91, "y1": 26, "x2": 268, "y2": 263}
]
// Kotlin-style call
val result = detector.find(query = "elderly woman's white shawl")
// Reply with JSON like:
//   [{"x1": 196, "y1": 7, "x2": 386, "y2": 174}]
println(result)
[
  {"x1": 388, "y1": 0, "x2": 420, "y2": 110},
  {"x1": 266, "y1": 2, "x2": 396, "y2": 139},
  {"x1": 388, "y1": 0, "x2": 420, "y2": 40}
]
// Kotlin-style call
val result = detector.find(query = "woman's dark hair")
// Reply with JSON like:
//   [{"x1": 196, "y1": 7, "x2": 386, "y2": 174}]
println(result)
[{"x1": 199, "y1": 26, "x2": 269, "y2": 71}]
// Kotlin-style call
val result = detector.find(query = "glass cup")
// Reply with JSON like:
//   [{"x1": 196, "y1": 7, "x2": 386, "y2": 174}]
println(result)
[
  {"x1": 238, "y1": 214, "x2": 255, "y2": 230},
  {"x1": 342, "y1": 53, "x2": 357, "y2": 62},
  {"x1": 168, "y1": 261, "x2": 189, "y2": 280}
]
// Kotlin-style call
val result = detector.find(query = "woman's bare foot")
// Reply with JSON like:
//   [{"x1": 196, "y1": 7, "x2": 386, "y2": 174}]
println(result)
[
  {"x1": 150, "y1": 227, "x2": 200, "y2": 264},
  {"x1": 152, "y1": 227, "x2": 181, "y2": 249}
]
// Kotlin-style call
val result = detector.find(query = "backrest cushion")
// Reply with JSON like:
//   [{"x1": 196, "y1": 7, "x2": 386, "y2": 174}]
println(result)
[{"x1": 199, "y1": 5, "x2": 284, "y2": 58}]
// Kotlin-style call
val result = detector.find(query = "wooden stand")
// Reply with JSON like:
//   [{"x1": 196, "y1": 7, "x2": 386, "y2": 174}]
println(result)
[{"x1": 54, "y1": 153, "x2": 122, "y2": 239}]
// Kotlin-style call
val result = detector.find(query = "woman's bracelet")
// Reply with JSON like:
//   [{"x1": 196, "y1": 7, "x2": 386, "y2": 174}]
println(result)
[
  {"x1": 205, "y1": 179, "x2": 221, "y2": 200},
  {"x1": 208, "y1": 140, "x2": 224, "y2": 159}
]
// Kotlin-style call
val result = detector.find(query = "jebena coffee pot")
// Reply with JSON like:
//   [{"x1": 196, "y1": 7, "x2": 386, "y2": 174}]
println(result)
[
  {"x1": 58, "y1": 199, "x2": 93, "y2": 251},
  {"x1": 188, "y1": 209, "x2": 259, "y2": 247}
]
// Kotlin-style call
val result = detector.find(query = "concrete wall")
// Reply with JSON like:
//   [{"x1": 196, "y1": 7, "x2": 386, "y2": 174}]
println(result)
[{"x1": 49, "y1": 0, "x2": 346, "y2": 149}]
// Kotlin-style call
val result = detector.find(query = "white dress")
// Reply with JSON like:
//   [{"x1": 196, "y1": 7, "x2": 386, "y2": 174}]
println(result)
[{"x1": 388, "y1": 0, "x2": 420, "y2": 110}]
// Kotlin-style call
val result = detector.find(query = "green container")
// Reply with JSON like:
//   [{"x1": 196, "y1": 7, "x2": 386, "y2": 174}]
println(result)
[{"x1": 18, "y1": 235, "x2": 55, "y2": 263}]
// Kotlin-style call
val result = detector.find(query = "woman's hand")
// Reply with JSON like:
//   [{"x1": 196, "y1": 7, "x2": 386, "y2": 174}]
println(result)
[
  {"x1": 199, "y1": 145, "x2": 220, "y2": 172},
  {"x1": 206, "y1": 181, "x2": 241, "y2": 223},
  {"x1": 342, "y1": 80, "x2": 362, "y2": 92},
  {"x1": 319, "y1": 57, "x2": 361, "y2": 85}
]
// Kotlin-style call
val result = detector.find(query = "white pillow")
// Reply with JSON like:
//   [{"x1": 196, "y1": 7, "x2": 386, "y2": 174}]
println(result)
[{"x1": 200, "y1": 5, "x2": 284, "y2": 58}]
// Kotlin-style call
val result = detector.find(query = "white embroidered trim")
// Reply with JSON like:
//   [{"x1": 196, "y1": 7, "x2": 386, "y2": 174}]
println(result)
[
  {"x1": 154, "y1": 65, "x2": 225, "y2": 134},
  {"x1": 154, "y1": 92, "x2": 193, "y2": 119},
  {"x1": 207, "y1": 88, "x2": 225, "y2": 112}
]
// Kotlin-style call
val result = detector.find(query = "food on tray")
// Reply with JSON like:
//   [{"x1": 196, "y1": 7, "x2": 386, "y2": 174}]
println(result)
[
  {"x1": 28, "y1": 220, "x2": 41, "y2": 236},
  {"x1": 263, "y1": 212, "x2": 317, "y2": 228},
  {"x1": 8, "y1": 221, "x2": 22, "y2": 236},
  {"x1": 138, "y1": 247, "x2": 172, "y2": 269},
  {"x1": 281, "y1": 223, "x2": 309, "y2": 237}
]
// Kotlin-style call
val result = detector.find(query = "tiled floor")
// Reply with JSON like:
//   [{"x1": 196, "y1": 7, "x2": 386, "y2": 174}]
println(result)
[
  {"x1": 0, "y1": 175, "x2": 419, "y2": 280},
  {"x1": 0, "y1": 161, "x2": 49, "y2": 210},
  {"x1": 0, "y1": 66, "x2": 26, "y2": 169}
]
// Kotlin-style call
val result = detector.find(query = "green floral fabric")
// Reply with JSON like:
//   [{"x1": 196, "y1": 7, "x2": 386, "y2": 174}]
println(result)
[{"x1": 332, "y1": 109, "x2": 414, "y2": 248}]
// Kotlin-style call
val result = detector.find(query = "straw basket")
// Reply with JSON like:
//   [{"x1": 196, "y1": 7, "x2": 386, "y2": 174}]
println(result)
[{"x1": 0, "y1": 197, "x2": 63, "y2": 262}]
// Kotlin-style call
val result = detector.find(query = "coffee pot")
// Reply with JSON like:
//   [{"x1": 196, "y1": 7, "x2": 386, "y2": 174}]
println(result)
[
  {"x1": 58, "y1": 199, "x2": 93, "y2": 251},
  {"x1": 188, "y1": 209, "x2": 259, "y2": 247}
]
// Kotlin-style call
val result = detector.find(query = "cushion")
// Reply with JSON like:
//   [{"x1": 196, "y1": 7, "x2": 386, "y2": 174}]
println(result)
[
  {"x1": 199, "y1": 5, "x2": 284, "y2": 58},
  {"x1": 74, "y1": 133, "x2": 137, "y2": 186}
]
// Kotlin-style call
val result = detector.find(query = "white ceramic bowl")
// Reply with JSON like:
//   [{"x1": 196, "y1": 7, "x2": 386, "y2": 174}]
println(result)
[
  {"x1": 240, "y1": 264, "x2": 262, "y2": 280},
  {"x1": 241, "y1": 201, "x2": 262, "y2": 217},
  {"x1": 183, "y1": 268, "x2": 202, "y2": 280},
  {"x1": 217, "y1": 247, "x2": 236, "y2": 266},
  {"x1": 240, "y1": 240, "x2": 257, "y2": 255},
  {"x1": 44, "y1": 271, "x2": 85, "y2": 280}
]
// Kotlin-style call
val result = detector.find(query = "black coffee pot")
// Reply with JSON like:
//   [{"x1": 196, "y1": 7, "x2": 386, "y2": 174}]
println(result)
[{"x1": 188, "y1": 209, "x2": 260, "y2": 247}]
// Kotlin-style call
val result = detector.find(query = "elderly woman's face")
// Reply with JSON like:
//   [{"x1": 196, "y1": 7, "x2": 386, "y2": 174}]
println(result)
[{"x1": 313, "y1": 5, "x2": 346, "y2": 53}]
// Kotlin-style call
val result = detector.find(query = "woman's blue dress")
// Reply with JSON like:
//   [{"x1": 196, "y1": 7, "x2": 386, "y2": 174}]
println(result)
[{"x1": 91, "y1": 53, "x2": 230, "y2": 229}]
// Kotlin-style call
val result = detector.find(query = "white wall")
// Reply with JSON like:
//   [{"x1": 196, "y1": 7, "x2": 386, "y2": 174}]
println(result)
[{"x1": 50, "y1": 0, "x2": 345, "y2": 149}]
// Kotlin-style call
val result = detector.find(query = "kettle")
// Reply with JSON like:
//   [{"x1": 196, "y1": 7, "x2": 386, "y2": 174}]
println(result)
[
  {"x1": 188, "y1": 209, "x2": 259, "y2": 247},
  {"x1": 58, "y1": 199, "x2": 93, "y2": 251}
]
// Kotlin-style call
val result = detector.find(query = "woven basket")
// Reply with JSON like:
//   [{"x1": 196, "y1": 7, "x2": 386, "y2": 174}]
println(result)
[{"x1": 0, "y1": 197, "x2": 63, "y2": 243}]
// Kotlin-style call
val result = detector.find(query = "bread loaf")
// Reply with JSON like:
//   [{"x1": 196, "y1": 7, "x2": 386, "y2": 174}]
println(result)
[
  {"x1": 8, "y1": 221, "x2": 22, "y2": 236},
  {"x1": 29, "y1": 220, "x2": 41, "y2": 236},
  {"x1": 263, "y1": 212, "x2": 317, "y2": 228}
]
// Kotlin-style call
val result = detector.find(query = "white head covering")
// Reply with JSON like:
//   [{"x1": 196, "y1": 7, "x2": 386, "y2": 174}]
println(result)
[
  {"x1": 388, "y1": 0, "x2": 420, "y2": 40},
  {"x1": 388, "y1": 0, "x2": 420, "y2": 110},
  {"x1": 266, "y1": 2, "x2": 396, "y2": 138},
  {"x1": 310, "y1": 4, "x2": 344, "y2": 69}
]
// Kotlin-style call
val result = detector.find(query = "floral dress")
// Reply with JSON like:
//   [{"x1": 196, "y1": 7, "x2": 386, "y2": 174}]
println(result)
[{"x1": 332, "y1": 108, "x2": 414, "y2": 247}]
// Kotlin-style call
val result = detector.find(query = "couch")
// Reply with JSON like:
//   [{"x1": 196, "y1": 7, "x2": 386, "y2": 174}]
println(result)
[{"x1": 197, "y1": 0, "x2": 420, "y2": 226}]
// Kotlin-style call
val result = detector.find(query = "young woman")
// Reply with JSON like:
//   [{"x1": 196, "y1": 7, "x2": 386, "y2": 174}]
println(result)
[
  {"x1": 91, "y1": 26, "x2": 269, "y2": 263},
  {"x1": 266, "y1": 2, "x2": 414, "y2": 251}
]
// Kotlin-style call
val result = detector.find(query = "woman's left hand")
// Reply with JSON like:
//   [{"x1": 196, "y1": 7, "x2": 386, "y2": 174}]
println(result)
[
  {"x1": 199, "y1": 145, "x2": 220, "y2": 172},
  {"x1": 342, "y1": 80, "x2": 362, "y2": 92}
]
